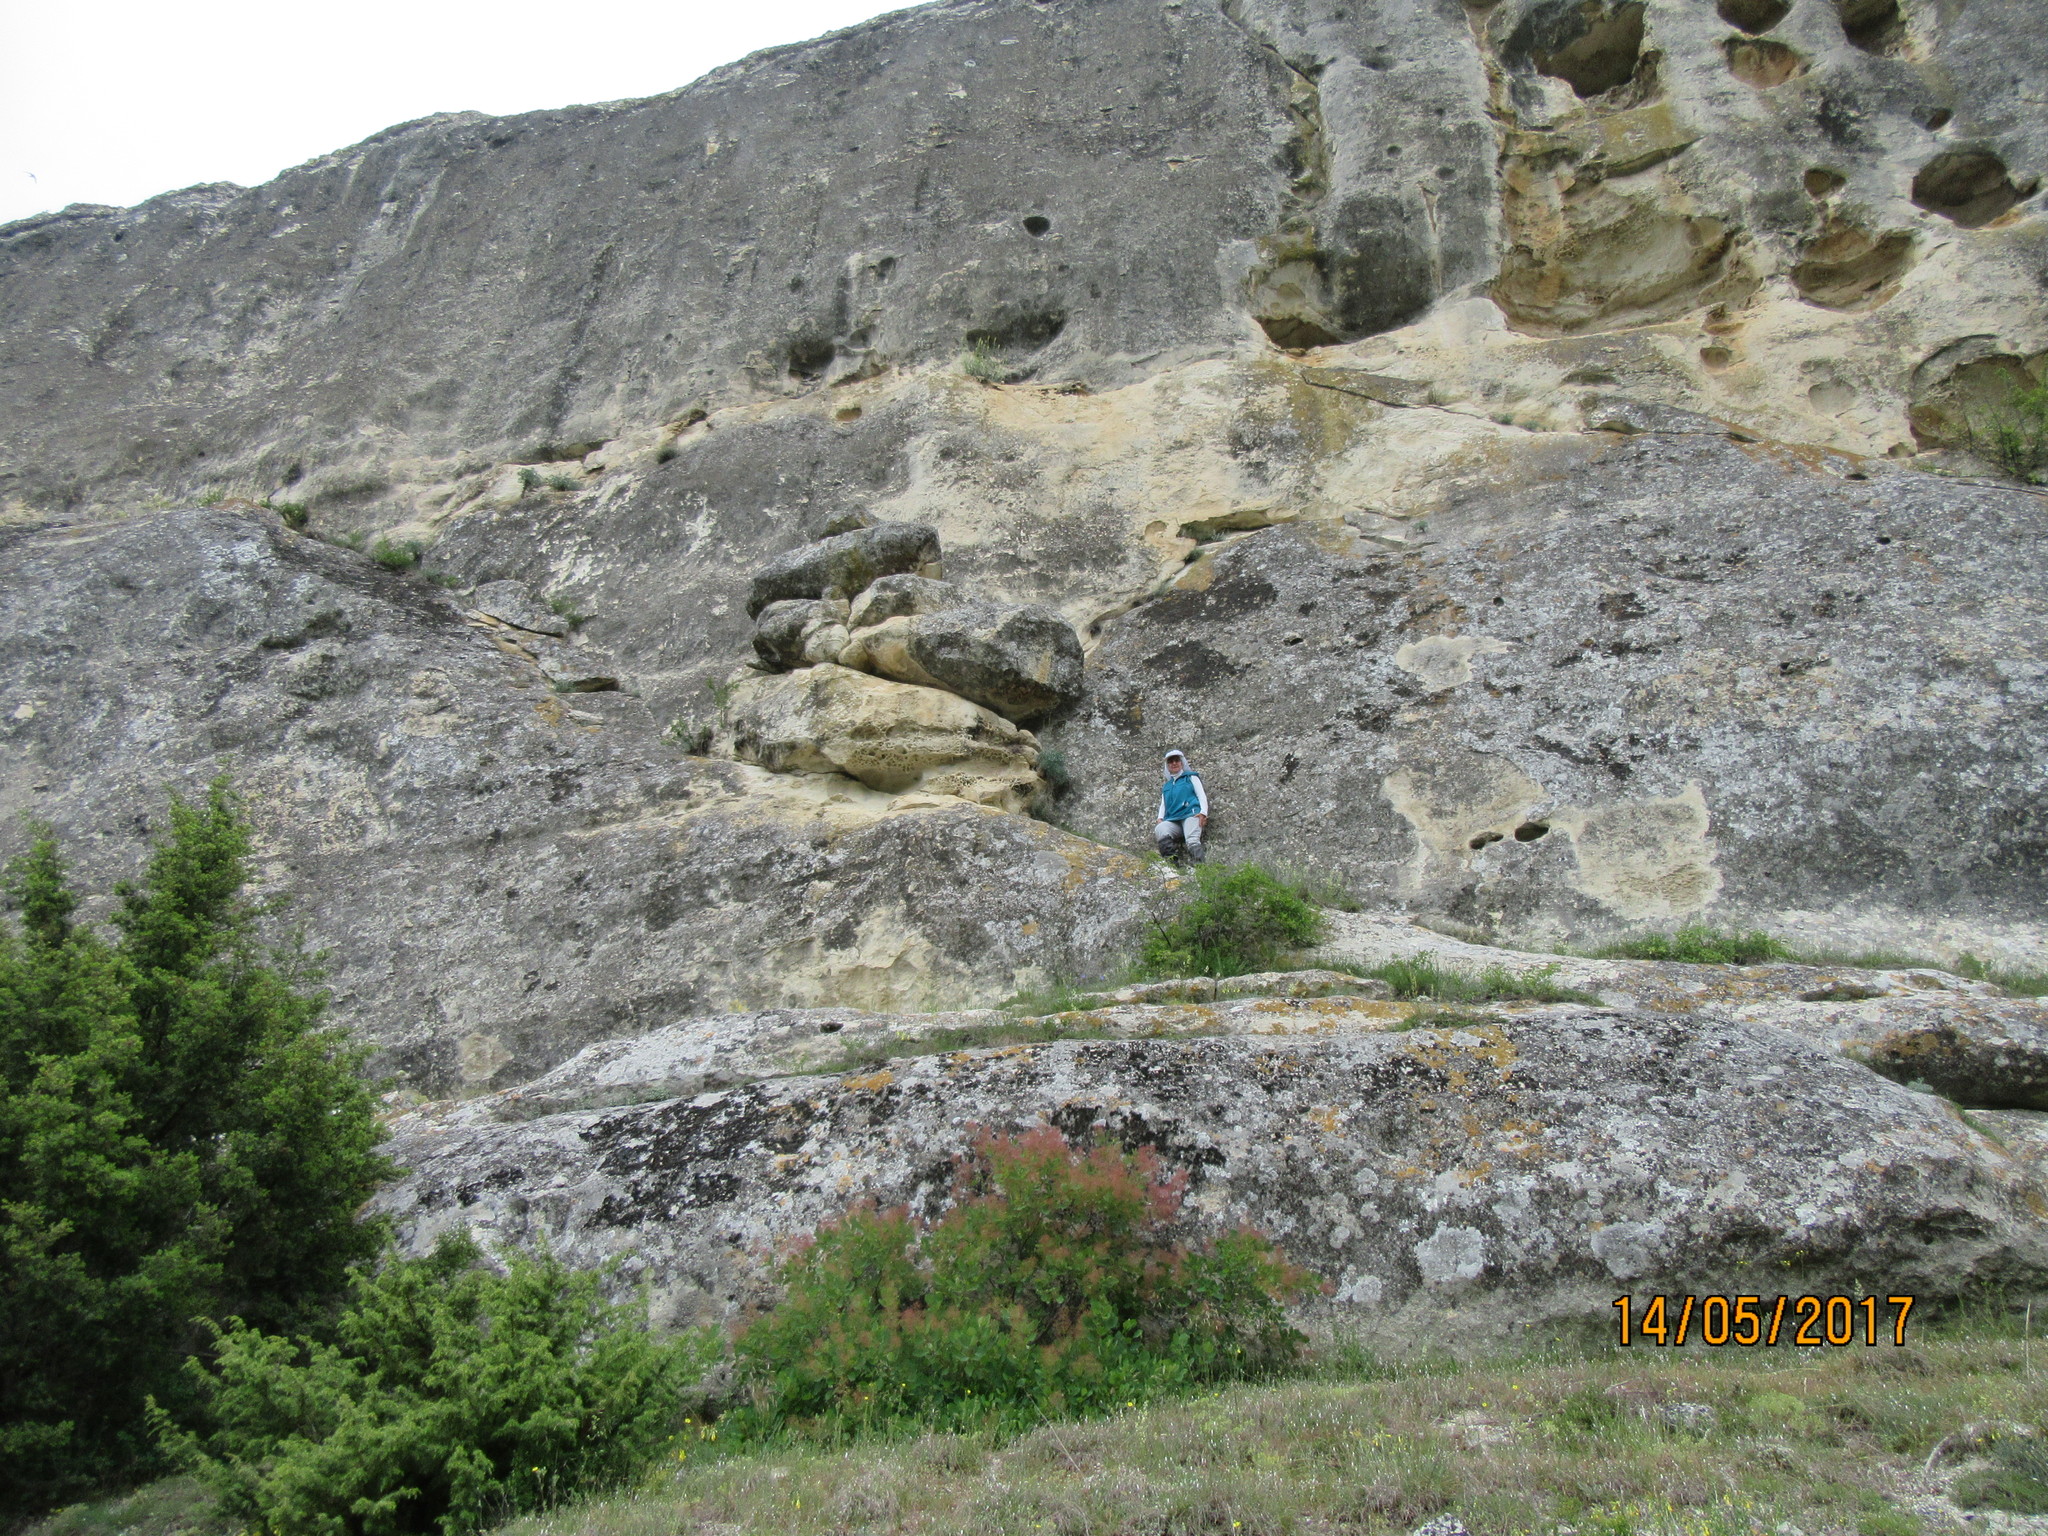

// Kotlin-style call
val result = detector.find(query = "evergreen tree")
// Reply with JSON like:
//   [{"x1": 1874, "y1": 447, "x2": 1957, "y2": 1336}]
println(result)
[{"x1": 0, "y1": 780, "x2": 394, "y2": 1516}]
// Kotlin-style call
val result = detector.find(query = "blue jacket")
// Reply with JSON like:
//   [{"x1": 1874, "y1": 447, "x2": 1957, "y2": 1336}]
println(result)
[{"x1": 1159, "y1": 766, "x2": 1208, "y2": 823}]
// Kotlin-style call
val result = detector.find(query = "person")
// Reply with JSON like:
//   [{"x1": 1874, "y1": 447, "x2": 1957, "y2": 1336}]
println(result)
[{"x1": 1153, "y1": 748, "x2": 1209, "y2": 864}]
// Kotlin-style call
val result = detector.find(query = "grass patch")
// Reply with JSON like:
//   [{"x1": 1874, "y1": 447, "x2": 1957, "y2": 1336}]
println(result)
[
  {"x1": 1138, "y1": 863, "x2": 1326, "y2": 980},
  {"x1": 1368, "y1": 954, "x2": 1602, "y2": 1006},
  {"x1": 546, "y1": 592, "x2": 592, "y2": 629},
  {"x1": 1954, "y1": 1436, "x2": 2048, "y2": 1513},
  {"x1": 369, "y1": 536, "x2": 425, "y2": 571},
  {"x1": 478, "y1": 1313, "x2": 2038, "y2": 1536},
  {"x1": 811, "y1": 1018, "x2": 1121, "y2": 1075},
  {"x1": 1595, "y1": 926, "x2": 1792, "y2": 965}
]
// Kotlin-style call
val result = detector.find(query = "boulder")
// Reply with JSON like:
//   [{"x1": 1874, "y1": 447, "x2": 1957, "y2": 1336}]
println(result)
[
  {"x1": 752, "y1": 597, "x2": 851, "y2": 672},
  {"x1": 839, "y1": 601, "x2": 1085, "y2": 722},
  {"x1": 371, "y1": 1006, "x2": 2048, "y2": 1340},
  {"x1": 848, "y1": 574, "x2": 962, "y2": 631},
  {"x1": 469, "y1": 579, "x2": 567, "y2": 636},
  {"x1": 719, "y1": 663, "x2": 1042, "y2": 811},
  {"x1": 745, "y1": 523, "x2": 942, "y2": 619}
]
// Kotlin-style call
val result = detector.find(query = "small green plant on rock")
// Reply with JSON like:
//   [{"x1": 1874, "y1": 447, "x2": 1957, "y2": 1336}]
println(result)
[
  {"x1": 265, "y1": 499, "x2": 310, "y2": 530},
  {"x1": 159, "y1": 1234, "x2": 718, "y2": 1536},
  {"x1": 517, "y1": 467, "x2": 543, "y2": 495},
  {"x1": 545, "y1": 473, "x2": 579, "y2": 492},
  {"x1": 961, "y1": 338, "x2": 1007, "y2": 383},
  {"x1": 369, "y1": 537, "x2": 425, "y2": 571},
  {"x1": 1595, "y1": 925, "x2": 1791, "y2": 965},
  {"x1": 1139, "y1": 862, "x2": 1326, "y2": 979},
  {"x1": 1969, "y1": 378, "x2": 2048, "y2": 484},
  {"x1": 545, "y1": 592, "x2": 591, "y2": 628},
  {"x1": 730, "y1": 1127, "x2": 1316, "y2": 1440},
  {"x1": 665, "y1": 716, "x2": 713, "y2": 754}
]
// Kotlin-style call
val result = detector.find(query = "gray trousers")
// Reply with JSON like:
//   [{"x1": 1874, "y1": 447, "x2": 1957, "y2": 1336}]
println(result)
[{"x1": 1154, "y1": 817, "x2": 1205, "y2": 861}]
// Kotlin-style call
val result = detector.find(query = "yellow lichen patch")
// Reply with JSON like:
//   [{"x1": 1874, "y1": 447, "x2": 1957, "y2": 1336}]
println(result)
[
  {"x1": 841, "y1": 1069, "x2": 895, "y2": 1092},
  {"x1": 531, "y1": 695, "x2": 570, "y2": 727},
  {"x1": 1308, "y1": 1106, "x2": 1344, "y2": 1135}
]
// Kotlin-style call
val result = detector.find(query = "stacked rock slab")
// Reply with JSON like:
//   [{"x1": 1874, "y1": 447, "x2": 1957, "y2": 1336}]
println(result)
[{"x1": 726, "y1": 520, "x2": 1085, "y2": 811}]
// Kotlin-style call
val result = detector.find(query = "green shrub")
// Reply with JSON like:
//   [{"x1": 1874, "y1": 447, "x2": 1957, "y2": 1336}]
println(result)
[
  {"x1": 160, "y1": 1235, "x2": 717, "y2": 1536},
  {"x1": 544, "y1": 473, "x2": 579, "y2": 492},
  {"x1": 1139, "y1": 863, "x2": 1326, "y2": 979},
  {"x1": 266, "y1": 501, "x2": 310, "y2": 531},
  {"x1": 369, "y1": 537, "x2": 425, "y2": 571},
  {"x1": 1369, "y1": 954, "x2": 1600, "y2": 1005},
  {"x1": 732, "y1": 1128, "x2": 1316, "y2": 1439},
  {"x1": 0, "y1": 781, "x2": 392, "y2": 1516},
  {"x1": 1969, "y1": 379, "x2": 2048, "y2": 484},
  {"x1": 516, "y1": 467, "x2": 542, "y2": 495},
  {"x1": 1037, "y1": 747, "x2": 1071, "y2": 795},
  {"x1": 1595, "y1": 926, "x2": 1791, "y2": 965}
]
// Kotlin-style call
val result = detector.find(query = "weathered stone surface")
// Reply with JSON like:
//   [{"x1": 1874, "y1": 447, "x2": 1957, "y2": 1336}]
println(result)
[
  {"x1": 848, "y1": 574, "x2": 961, "y2": 631},
  {"x1": 839, "y1": 600, "x2": 1084, "y2": 723},
  {"x1": 751, "y1": 597, "x2": 850, "y2": 672},
  {"x1": 718, "y1": 662, "x2": 1042, "y2": 811},
  {"x1": 0, "y1": 510, "x2": 1158, "y2": 1094},
  {"x1": 372, "y1": 1006, "x2": 2048, "y2": 1340},
  {"x1": 1042, "y1": 431, "x2": 2048, "y2": 961},
  {"x1": 469, "y1": 579, "x2": 567, "y2": 636},
  {"x1": 745, "y1": 522, "x2": 942, "y2": 619}
]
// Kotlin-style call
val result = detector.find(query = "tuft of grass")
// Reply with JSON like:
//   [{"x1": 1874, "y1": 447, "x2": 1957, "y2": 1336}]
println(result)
[
  {"x1": 666, "y1": 717, "x2": 714, "y2": 754},
  {"x1": 546, "y1": 592, "x2": 592, "y2": 628},
  {"x1": 1954, "y1": 1436, "x2": 2048, "y2": 1514},
  {"x1": 1138, "y1": 862, "x2": 1325, "y2": 980},
  {"x1": 961, "y1": 339, "x2": 1007, "y2": 383},
  {"x1": 1368, "y1": 954, "x2": 1601, "y2": 1006},
  {"x1": 265, "y1": 499, "x2": 309, "y2": 530},
  {"x1": 705, "y1": 676, "x2": 739, "y2": 711},
  {"x1": 1036, "y1": 746, "x2": 1071, "y2": 795},
  {"x1": 545, "y1": 472, "x2": 580, "y2": 492},
  {"x1": 327, "y1": 529, "x2": 368, "y2": 552},
  {"x1": 1596, "y1": 926, "x2": 1792, "y2": 965},
  {"x1": 369, "y1": 536, "x2": 426, "y2": 571},
  {"x1": 517, "y1": 466, "x2": 543, "y2": 495}
]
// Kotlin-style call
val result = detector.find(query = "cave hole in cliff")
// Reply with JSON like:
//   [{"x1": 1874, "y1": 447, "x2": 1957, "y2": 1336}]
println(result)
[
  {"x1": 1912, "y1": 149, "x2": 2032, "y2": 228},
  {"x1": 1724, "y1": 37, "x2": 1809, "y2": 86},
  {"x1": 1835, "y1": 0, "x2": 1906, "y2": 53},
  {"x1": 1514, "y1": 822, "x2": 1551, "y2": 841},
  {"x1": 786, "y1": 335, "x2": 837, "y2": 381},
  {"x1": 1532, "y1": 1, "x2": 1647, "y2": 99},
  {"x1": 1470, "y1": 831, "x2": 1504, "y2": 850},
  {"x1": 1716, "y1": 0, "x2": 1790, "y2": 32},
  {"x1": 1804, "y1": 167, "x2": 1847, "y2": 199},
  {"x1": 1022, "y1": 214, "x2": 1051, "y2": 236}
]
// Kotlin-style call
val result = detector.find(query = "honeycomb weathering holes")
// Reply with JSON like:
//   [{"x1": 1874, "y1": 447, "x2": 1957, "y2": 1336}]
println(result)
[
  {"x1": 1716, "y1": 0, "x2": 1791, "y2": 33},
  {"x1": 1531, "y1": 0, "x2": 1648, "y2": 98},
  {"x1": 1912, "y1": 149, "x2": 2034, "y2": 229}
]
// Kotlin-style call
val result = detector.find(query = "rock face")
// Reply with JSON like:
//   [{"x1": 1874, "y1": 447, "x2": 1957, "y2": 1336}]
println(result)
[
  {"x1": 373, "y1": 978, "x2": 2048, "y2": 1342},
  {"x1": 719, "y1": 663, "x2": 1043, "y2": 811},
  {"x1": 0, "y1": 510, "x2": 1158, "y2": 1094},
  {"x1": 744, "y1": 522, "x2": 942, "y2": 619},
  {"x1": 839, "y1": 600, "x2": 1085, "y2": 722},
  {"x1": 849, "y1": 574, "x2": 961, "y2": 631},
  {"x1": 1041, "y1": 429, "x2": 2048, "y2": 956}
]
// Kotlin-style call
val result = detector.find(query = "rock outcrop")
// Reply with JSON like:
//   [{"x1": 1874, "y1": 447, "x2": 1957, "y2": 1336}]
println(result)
[
  {"x1": 718, "y1": 663, "x2": 1043, "y2": 811},
  {"x1": 837, "y1": 600, "x2": 1084, "y2": 722},
  {"x1": 372, "y1": 945, "x2": 2048, "y2": 1343},
  {"x1": 0, "y1": 509, "x2": 1157, "y2": 1094},
  {"x1": 4, "y1": 0, "x2": 2047, "y2": 1333}
]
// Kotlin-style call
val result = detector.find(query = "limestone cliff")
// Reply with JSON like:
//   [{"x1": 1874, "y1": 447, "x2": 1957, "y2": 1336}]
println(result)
[{"x1": 2, "y1": 0, "x2": 2046, "y2": 1327}]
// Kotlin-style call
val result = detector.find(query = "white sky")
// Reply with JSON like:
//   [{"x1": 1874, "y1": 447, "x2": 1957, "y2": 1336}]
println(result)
[{"x1": 0, "y1": 0, "x2": 917, "y2": 227}]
